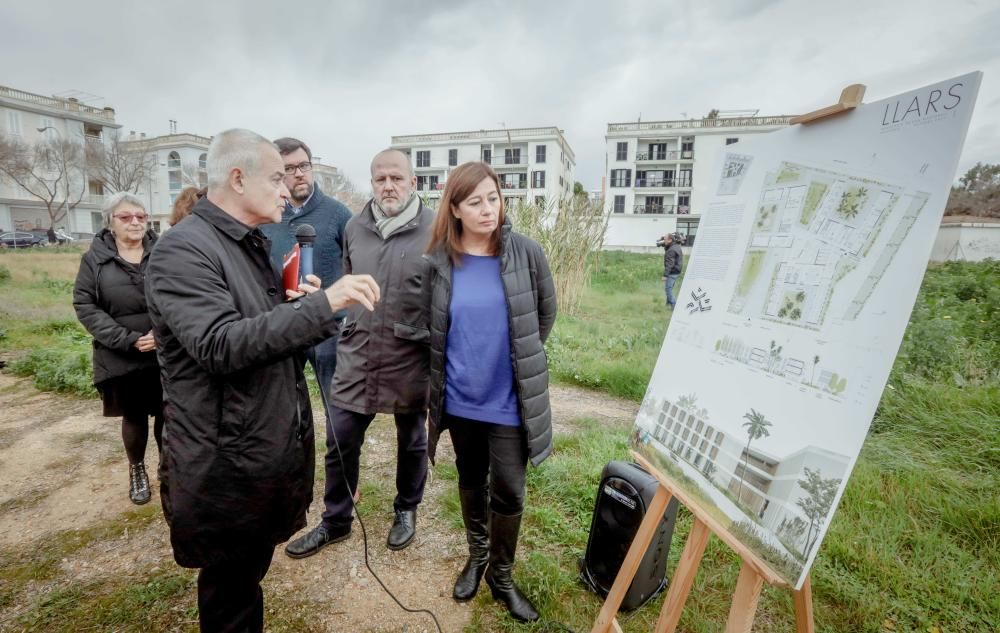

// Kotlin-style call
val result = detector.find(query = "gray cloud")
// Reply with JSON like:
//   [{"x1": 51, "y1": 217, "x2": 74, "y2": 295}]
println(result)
[{"x1": 1, "y1": 0, "x2": 996, "y2": 188}]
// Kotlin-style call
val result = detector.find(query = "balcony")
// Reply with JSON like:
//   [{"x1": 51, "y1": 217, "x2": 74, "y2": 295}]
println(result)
[
  {"x1": 633, "y1": 204, "x2": 691, "y2": 215},
  {"x1": 500, "y1": 181, "x2": 527, "y2": 191},
  {"x1": 416, "y1": 183, "x2": 445, "y2": 193},
  {"x1": 635, "y1": 178, "x2": 692, "y2": 188},
  {"x1": 488, "y1": 155, "x2": 527, "y2": 168},
  {"x1": 636, "y1": 150, "x2": 678, "y2": 161}
]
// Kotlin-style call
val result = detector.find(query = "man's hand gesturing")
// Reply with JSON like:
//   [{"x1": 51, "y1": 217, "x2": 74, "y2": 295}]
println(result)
[{"x1": 324, "y1": 274, "x2": 381, "y2": 312}]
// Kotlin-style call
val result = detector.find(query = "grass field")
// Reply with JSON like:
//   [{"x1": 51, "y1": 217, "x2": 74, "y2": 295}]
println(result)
[{"x1": 1, "y1": 247, "x2": 997, "y2": 632}]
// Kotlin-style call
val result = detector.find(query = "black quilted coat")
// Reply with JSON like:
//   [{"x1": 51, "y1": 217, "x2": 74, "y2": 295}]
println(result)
[{"x1": 425, "y1": 219, "x2": 557, "y2": 467}]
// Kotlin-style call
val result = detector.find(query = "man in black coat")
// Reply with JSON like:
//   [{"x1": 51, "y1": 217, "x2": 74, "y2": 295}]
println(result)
[{"x1": 146, "y1": 128, "x2": 379, "y2": 633}]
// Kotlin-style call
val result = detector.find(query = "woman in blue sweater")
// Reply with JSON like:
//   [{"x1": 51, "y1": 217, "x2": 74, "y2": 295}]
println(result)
[{"x1": 425, "y1": 162, "x2": 557, "y2": 623}]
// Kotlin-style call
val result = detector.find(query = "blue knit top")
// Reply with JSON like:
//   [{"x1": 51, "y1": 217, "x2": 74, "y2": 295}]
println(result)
[{"x1": 444, "y1": 254, "x2": 520, "y2": 426}]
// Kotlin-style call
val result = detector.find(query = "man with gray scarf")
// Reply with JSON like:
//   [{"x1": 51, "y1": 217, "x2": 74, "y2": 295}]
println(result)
[{"x1": 286, "y1": 149, "x2": 435, "y2": 558}]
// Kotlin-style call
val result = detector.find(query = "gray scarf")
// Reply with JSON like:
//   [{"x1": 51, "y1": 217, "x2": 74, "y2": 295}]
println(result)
[{"x1": 371, "y1": 192, "x2": 421, "y2": 239}]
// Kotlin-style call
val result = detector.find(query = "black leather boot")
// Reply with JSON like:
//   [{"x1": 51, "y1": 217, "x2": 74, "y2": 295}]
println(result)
[
  {"x1": 129, "y1": 463, "x2": 151, "y2": 505},
  {"x1": 484, "y1": 511, "x2": 539, "y2": 622},
  {"x1": 453, "y1": 486, "x2": 489, "y2": 601}
]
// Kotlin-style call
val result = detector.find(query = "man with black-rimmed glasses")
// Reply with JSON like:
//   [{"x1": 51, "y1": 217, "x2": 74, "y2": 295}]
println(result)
[{"x1": 261, "y1": 137, "x2": 353, "y2": 424}]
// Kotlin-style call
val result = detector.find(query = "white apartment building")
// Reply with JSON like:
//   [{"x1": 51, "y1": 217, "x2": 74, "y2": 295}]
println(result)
[
  {"x1": 125, "y1": 132, "x2": 344, "y2": 232},
  {"x1": 0, "y1": 84, "x2": 121, "y2": 234},
  {"x1": 390, "y1": 126, "x2": 575, "y2": 209},
  {"x1": 603, "y1": 112, "x2": 794, "y2": 251}
]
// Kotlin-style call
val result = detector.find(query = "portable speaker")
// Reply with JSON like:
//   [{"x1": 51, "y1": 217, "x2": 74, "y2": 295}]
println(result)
[{"x1": 580, "y1": 460, "x2": 679, "y2": 611}]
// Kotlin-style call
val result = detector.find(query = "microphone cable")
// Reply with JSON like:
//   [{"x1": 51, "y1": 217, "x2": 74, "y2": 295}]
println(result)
[{"x1": 317, "y1": 380, "x2": 444, "y2": 633}]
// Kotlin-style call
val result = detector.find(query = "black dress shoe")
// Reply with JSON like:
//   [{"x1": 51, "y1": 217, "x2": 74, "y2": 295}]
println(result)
[
  {"x1": 387, "y1": 509, "x2": 416, "y2": 551},
  {"x1": 285, "y1": 524, "x2": 350, "y2": 559}
]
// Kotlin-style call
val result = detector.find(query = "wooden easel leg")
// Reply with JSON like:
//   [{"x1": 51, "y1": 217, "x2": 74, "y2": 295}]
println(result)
[
  {"x1": 793, "y1": 576, "x2": 815, "y2": 633},
  {"x1": 724, "y1": 561, "x2": 765, "y2": 633},
  {"x1": 654, "y1": 518, "x2": 711, "y2": 633},
  {"x1": 590, "y1": 485, "x2": 673, "y2": 633}
]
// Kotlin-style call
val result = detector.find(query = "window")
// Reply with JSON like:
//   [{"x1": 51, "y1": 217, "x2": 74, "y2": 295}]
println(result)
[
  {"x1": 504, "y1": 148, "x2": 521, "y2": 165},
  {"x1": 448, "y1": 149, "x2": 458, "y2": 166},
  {"x1": 558, "y1": 175, "x2": 563, "y2": 187},
  {"x1": 39, "y1": 117, "x2": 55, "y2": 139},
  {"x1": 416, "y1": 151, "x2": 430, "y2": 167},
  {"x1": 481, "y1": 144, "x2": 492, "y2": 164},
  {"x1": 681, "y1": 138, "x2": 694, "y2": 156},
  {"x1": 642, "y1": 196, "x2": 663, "y2": 214},
  {"x1": 613, "y1": 195, "x2": 625, "y2": 213},
  {"x1": 710, "y1": 446, "x2": 719, "y2": 459},
  {"x1": 535, "y1": 145, "x2": 546, "y2": 163},
  {"x1": 429, "y1": 175, "x2": 439, "y2": 190},
  {"x1": 199, "y1": 153, "x2": 207, "y2": 169},
  {"x1": 500, "y1": 173, "x2": 526, "y2": 189},
  {"x1": 677, "y1": 218, "x2": 700, "y2": 247},
  {"x1": 168, "y1": 151, "x2": 182, "y2": 192},
  {"x1": 715, "y1": 431, "x2": 723, "y2": 444},
  {"x1": 532, "y1": 171, "x2": 545, "y2": 188},
  {"x1": 726, "y1": 137, "x2": 739, "y2": 145},
  {"x1": 7, "y1": 111, "x2": 22, "y2": 137},
  {"x1": 678, "y1": 192, "x2": 691, "y2": 214},
  {"x1": 696, "y1": 420, "x2": 704, "y2": 433},
  {"x1": 678, "y1": 169, "x2": 692, "y2": 187},
  {"x1": 610, "y1": 169, "x2": 631, "y2": 187},
  {"x1": 616, "y1": 142, "x2": 628, "y2": 161}
]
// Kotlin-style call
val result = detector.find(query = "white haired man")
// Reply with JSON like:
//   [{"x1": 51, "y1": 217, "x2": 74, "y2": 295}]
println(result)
[{"x1": 146, "y1": 129, "x2": 380, "y2": 633}]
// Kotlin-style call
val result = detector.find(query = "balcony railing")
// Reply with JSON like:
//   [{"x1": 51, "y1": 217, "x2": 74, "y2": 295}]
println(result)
[
  {"x1": 0, "y1": 85, "x2": 116, "y2": 121},
  {"x1": 490, "y1": 156, "x2": 526, "y2": 167},
  {"x1": 633, "y1": 204, "x2": 691, "y2": 215},
  {"x1": 500, "y1": 181, "x2": 527, "y2": 190},
  {"x1": 609, "y1": 179, "x2": 631, "y2": 188},
  {"x1": 636, "y1": 150, "x2": 682, "y2": 161},
  {"x1": 416, "y1": 183, "x2": 445, "y2": 192},
  {"x1": 635, "y1": 178, "x2": 692, "y2": 188},
  {"x1": 608, "y1": 115, "x2": 795, "y2": 133}
]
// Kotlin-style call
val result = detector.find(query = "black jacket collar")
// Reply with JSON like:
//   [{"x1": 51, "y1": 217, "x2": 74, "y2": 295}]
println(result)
[{"x1": 192, "y1": 197, "x2": 256, "y2": 242}]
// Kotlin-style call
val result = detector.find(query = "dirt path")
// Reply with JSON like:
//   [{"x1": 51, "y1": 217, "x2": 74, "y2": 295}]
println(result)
[{"x1": 0, "y1": 374, "x2": 637, "y2": 632}]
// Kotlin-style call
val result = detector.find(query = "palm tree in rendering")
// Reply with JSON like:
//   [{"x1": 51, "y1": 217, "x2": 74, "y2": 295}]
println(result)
[{"x1": 736, "y1": 408, "x2": 773, "y2": 505}]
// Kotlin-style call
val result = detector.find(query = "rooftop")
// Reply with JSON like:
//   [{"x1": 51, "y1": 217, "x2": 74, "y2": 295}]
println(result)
[
  {"x1": 392, "y1": 126, "x2": 575, "y2": 162},
  {"x1": 0, "y1": 84, "x2": 119, "y2": 125},
  {"x1": 607, "y1": 115, "x2": 796, "y2": 135}
]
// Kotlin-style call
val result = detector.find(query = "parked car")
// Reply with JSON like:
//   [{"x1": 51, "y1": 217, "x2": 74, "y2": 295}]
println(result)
[{"x1": 0, "y1": 232, "x2": 47, "y2": 248}]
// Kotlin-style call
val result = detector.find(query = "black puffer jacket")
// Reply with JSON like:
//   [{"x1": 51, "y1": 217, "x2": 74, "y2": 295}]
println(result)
[
  {"x1": 73, "y1": 228, "x2": 159, "y2": 385},
  {"x1": 425, "y1": 219, "x2": 557, "y2": 466}
]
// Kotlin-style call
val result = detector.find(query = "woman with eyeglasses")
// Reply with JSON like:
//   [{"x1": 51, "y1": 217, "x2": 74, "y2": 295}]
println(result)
[{"x1": 73, "y1": 192, "x2": 163, "y2": 505}]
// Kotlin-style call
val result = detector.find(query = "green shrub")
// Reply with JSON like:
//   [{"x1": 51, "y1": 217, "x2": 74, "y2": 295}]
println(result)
[
  {"x1": 0, "y1": 265, "x2": 10, "y2": 283},
  {"x1": 9, "y1": 332, "x2": 96, "y2": 397}
]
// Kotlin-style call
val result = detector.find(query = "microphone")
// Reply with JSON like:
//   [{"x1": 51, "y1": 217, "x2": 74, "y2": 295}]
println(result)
[{"x1": 294, "y1": 224, "x2": 316, "y2": 283}]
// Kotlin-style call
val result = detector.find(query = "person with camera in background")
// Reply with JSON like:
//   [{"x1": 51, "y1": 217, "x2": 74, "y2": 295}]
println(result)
[{"x1": 659, "y1": 232, "x2": 684, "y2": 308}]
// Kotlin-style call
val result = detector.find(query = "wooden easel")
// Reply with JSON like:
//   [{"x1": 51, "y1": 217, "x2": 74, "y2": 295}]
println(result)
[
  {"x1": 591, "y1": 86, "x2": 866, "y2": 633},
  {"x1": 589, "y1": 452, "x2": 812, "y2": 633}
]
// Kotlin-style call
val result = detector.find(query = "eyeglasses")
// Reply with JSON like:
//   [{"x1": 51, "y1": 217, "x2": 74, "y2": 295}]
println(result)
[
  {"x1": 113, "y1": 212, "x2": 148, "y2": 223},
  {"x1": 284, "y1": 161, "x2": 313, "y2": 176}
]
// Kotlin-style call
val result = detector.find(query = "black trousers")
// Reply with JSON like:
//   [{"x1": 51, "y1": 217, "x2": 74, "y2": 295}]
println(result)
[
  {"x1": 197, "y1": 546, "x2": 275, "y2": 633},
  {"x1": 321, "y1": 404, "x2": 428, "y2": 529},
  {"x1": 447, "y1": 415, "x2": 528, "y2": 515}
]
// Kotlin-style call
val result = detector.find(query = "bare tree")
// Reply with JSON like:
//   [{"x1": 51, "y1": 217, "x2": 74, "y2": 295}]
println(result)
[
  {"x1": 0, "y1": 133, "x2": 88, "y2": 229},
  {"x1": 85, "y1": 131, "x2": 157, "y2": 194},
  {"x1": 180, "y1": 161, "x2": 207, "y2": 189}
]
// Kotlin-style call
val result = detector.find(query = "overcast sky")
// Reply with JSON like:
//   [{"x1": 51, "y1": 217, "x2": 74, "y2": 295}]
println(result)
[{"x1": 3, "y1": 0, "x2": 997, "y2": 190}]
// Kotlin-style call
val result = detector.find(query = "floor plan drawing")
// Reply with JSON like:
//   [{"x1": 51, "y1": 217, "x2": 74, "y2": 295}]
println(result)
[{"x1": 727, "y1": 161, "x2": 927, "y2": 330}]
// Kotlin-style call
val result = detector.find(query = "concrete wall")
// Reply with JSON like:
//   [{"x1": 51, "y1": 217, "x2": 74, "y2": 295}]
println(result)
[{"x1": 930, "y1": 223, "x2": 1000, "y2": 262}]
